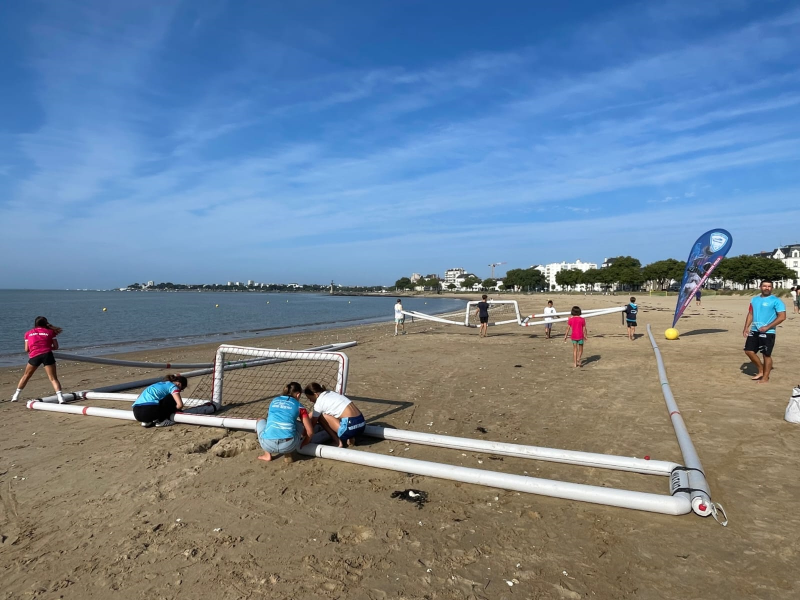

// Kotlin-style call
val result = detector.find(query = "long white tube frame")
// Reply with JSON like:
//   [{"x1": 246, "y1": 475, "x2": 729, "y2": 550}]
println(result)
[
  {"x1": 26, "y1": 399, "x2": 691, "y2": 515},
  {"x1": 36, "y1": 342, "x2": 357, "y2": 403},
  {"x1": 363, "y1": 425, "x2": 678, "y2": 476},
  {"x1": 646, "y1": 324, "x2": 714, "y2": 517},
  {"x1": 520, "y1": 306, "x2": 625, "y2": 327},
  {"x1": 405, "y1": 306, "x2": 626, "y2": 328}
]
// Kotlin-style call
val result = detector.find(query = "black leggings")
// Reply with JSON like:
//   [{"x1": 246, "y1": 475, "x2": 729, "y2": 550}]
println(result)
[{"x1": 133, "y1": 396, "x2": 178, "y2": 423}]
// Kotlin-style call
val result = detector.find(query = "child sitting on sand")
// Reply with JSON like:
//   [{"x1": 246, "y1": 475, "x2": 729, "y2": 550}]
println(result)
[
  {"x1": 303, "y1": 382, "x2": 365, "y2": 447},
  {"x1": 564, "y1": 306, "x2": 588, "y2": 368},
  {"x1": 256, "y1": 382, "x2": 314, "y2": 463}
]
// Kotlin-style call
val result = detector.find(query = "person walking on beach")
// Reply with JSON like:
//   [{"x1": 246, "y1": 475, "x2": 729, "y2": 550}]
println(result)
[
  {"x1": 304, "y1": 382, "x2": 365, "y2": 447},
  {"x1": 564, "y1": 306, "x2": 588, "y2": 367},
  {"x1": 791, "y1": 287, "x2": 798, "y2": 315},
  {"x1": 623, "y1": 297, "x2": 638, "y2": 341},
  {"x1": 543, "y1": 300, "x2": 557, "y2": 339},
  {"x1": 743, "y1": 279, "x2": 786, "y2": 384},
  {"x1": 132, "y1": 374, "x2": 188, "y2": 427},
  {"x1": 475, "y1": 294, "x2": 490, "y2": 338},
  {"x1": 394, "y1": 299, "x2": 405, "y2": 336},
  {"x1": 11, "y1": 317, "x2": 64, "y2": 403},
  {"x1": 695, "y1": 289, "x2": 702, "y2": 306},
  {"x1": 256, "y1": 382, "x2": 313, "y2": 463}
]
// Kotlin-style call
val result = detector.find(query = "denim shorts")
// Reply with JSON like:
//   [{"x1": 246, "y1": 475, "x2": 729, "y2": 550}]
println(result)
[
  {"x1": 256, "y1": 420, "x2": 303, "y2": 454},
  {"x1": 337, "y1": 414, "x2": 366, "y2": 441}
]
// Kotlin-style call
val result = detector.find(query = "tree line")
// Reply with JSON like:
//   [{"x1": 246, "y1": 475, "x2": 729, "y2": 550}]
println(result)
[{"x1": 395, "y1": 254, "x2": 795, "y2": 292}]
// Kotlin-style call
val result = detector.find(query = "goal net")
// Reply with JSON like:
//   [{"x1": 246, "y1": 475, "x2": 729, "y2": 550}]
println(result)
[
  {"x1": 186, "y1": 345, "x2": 349, "y2": 421},
  {"x1": 465, "y1": 300, "x2": 521, "y2": 327}
]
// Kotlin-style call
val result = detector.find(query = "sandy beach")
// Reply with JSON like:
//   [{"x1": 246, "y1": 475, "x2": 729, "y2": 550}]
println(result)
[{"x1": 1, "y1": 293, "x2": 798, "y2": 600}]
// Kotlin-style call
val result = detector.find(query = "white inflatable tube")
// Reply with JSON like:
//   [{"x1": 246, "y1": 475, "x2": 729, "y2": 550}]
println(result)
[
  {"x1": 75, "y1": 392, "x2": 211, "y2": 409},
  {"x1": 52, "y1": 342, "x2": 353, "y2": 370},
  {"x1": 53, "y1": 353, "x2": 213, "y2": 369},
  {"x1": 299, "y1": 443, "x2": 691, "y2": 515},
  {"x1": 26, "y1": 400, "x2": 258, "y2": 431},
  {"x1": 402, "y1": 310, "x2": 465, "y2": 325},
  {"x1": 363, "y1": 426, "x2": 677, "y2": 476},
  {"x1": 36, "y1": 341, "x2": 358, "y2": 403},
  {"x1": 26, "y1": 400, "x2": 692, "y2": 515},
  {"x1": 521, "y1": 306, "x2": 625, "y2": 327},
  {"x1": 646, "y1": 325, "x2": 714, "y2": 518},
  {"x1": 530, "y1": 307, "x2": 624, "y2": 318}
]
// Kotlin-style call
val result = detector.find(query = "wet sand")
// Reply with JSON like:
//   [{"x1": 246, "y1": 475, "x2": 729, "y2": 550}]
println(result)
[{"x1": 1, "y1": 293, "x2": 798, "y2": 599}]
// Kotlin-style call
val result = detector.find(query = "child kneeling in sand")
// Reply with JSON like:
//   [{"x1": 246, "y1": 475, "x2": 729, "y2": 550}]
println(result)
[
  {"x1": 256, "y1": 382, "x2": 313, "y2": 463},
  {"x1": 303, "y1": 382, "x2": 365, "y2": 447}
]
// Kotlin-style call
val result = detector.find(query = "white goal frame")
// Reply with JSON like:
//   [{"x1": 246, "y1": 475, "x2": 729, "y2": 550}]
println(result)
[
  {"x1": 465, "y1": 299, "x2": 521, "y2": 326},
  {"x1": 211, "y1": 344, "x2": 349, "y2": 406}
]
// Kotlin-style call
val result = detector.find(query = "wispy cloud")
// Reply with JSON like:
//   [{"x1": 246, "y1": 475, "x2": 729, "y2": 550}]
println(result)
[{"x1": 1, "y1": 0, "x2": 799, "y2": 286}]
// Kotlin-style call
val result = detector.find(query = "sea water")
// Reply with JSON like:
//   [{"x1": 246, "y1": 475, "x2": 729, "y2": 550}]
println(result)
[{"x1": 0, "y1": 290, "x2": 465, "y2": 366}]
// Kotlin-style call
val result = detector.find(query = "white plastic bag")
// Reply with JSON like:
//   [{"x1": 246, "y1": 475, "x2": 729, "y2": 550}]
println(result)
[{"x1": 785, "y1": 386, "x2": 800, "y2": 423}]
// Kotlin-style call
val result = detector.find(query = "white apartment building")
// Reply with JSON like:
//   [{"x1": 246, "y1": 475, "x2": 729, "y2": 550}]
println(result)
[
  {"x1": 410, "y1": 273, "x2": 422, "y2": 283},
  {"x1": 444, "y1": 268, "x2": 466, "y2": 286},
  {"x1": 754, "y1": 244, "x2": 800, "y2": 286},
  {"x1": 533, "y1": 259, "x2": 598, "y2": 291}
]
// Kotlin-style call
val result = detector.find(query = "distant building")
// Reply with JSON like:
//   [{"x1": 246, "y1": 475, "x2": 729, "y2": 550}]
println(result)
[
  {"x1": 444, "y1": 268, "x2": 466, "y2": 287},
  {"x1": 146, "y1": 280, "x2": 155, "y2": 288},
  {"x1": 601, "y1": 257, "x2": 617, "y2": 269},
  {"x1": 753, "y1": 244, "x2": 800, "y2": 286},
  {"x1": 247, "y1": 280, "x2": 254, "y2": 286},
  {"x1": 454, "y1": 272, "x2": 481, "y2": 291},
  {"x1": 410, "y1": 273, "x2": 422, "y2": 283},
  {"x1": 534, "y1": 259, "x2": 598, "y2": 291},
  {"x1": 227, "y1": 281, "x2": 234, "y2": 286}
]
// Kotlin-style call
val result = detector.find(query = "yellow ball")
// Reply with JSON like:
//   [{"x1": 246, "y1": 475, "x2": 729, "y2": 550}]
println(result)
[
  {"x1": 102, "y1": 307, "x2": 107, "y2": 312},
  {"x1": 215, "y1": 304, "x2": 219, "y2": 308},
  {"x1": 665, "y1": 328, "x2": 679, "y2": 340}
]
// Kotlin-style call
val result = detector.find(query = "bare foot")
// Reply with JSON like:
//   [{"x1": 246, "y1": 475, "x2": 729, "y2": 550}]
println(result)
[
  {"x1": 283, "y1": 452, "x2": 295, "y2": 463},
  {"x1": 346, "y1": 438, "x2": 356, "y2": 448},
  {"x1": 257, "y1": 452, "x2": 273, "y2": 462},
  {"x1": 337, "y1": 441, "x2": 345, "y2": 448},
  {"x1": 757, "y1": 378, "x2": 770, "y2": 384},
  {"x1": 751, "y1": 374, "x2": 764, "y2": 381}
]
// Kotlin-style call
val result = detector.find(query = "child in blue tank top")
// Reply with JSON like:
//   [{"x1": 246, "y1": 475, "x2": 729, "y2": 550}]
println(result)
[{"x1": 256, "y1": 382, "x2": 313, "y2": 463}]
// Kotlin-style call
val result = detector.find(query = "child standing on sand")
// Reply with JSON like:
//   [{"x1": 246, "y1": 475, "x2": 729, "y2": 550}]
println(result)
[
  {"x1": 11, "y1": 316, "x2": 64, "y2": 403},
  {"x1": 543, "y1": 300, "x2": 557, "y2": 339},
  {"x1": 564, "y1": 306, "x2": 588, "y2": 367},
  {"x1": 623, "y1": 297, "x2": 638, "y2": 341}
]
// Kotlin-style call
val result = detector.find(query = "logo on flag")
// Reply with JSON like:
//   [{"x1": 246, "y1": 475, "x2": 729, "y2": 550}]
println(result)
[{"x1": 709, "y1": 232, "x2": 728, "y2": 253}]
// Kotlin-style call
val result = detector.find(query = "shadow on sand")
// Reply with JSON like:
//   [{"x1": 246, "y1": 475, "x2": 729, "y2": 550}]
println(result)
[{"x1": 681, "y1": 328, "x2": 728, "y2": 336}]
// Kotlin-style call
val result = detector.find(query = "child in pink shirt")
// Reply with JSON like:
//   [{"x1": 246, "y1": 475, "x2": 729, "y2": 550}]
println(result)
[
  {"x1": 11, "y1": 316, "x2": 65, "y2": 403},
  {"x1": 564, "y1": 306, "x2": 588, "y2": 368}
]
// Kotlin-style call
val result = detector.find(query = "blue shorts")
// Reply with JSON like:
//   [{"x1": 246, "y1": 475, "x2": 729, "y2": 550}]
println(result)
[
  {"x1": 571, "y1": 339, "x2": 584, "y2": 345},
  {"x1": 337, "y1": 414, "x2": 366, "y2": 441},
  {"x1": 256, "y1": 420, "x2": 303, "y2": 454}
]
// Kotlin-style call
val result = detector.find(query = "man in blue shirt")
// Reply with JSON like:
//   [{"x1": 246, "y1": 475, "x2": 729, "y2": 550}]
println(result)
[{"x1": 743, "y1": 279, "x2": 786, "y2": 384}]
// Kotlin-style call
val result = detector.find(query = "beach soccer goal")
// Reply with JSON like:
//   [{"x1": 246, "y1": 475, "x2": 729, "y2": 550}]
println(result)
[
  {"x1": 194, "y1": 344, "x2": 349, "y2": 420},
  {"x1": 465, "y1": 300, "x2": 521, "y2": 327},
  {"x1": 403, "y1": 300, "x2": 522, "y2": 327}
]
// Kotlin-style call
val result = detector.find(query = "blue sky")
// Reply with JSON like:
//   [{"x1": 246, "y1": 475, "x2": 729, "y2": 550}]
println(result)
[{"x1": 1, "y1": 0, "x2": 799, "y2": 288}]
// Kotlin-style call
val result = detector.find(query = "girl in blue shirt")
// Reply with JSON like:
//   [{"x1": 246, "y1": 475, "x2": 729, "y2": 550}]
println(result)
[
  {"x1": 132, "y1": 374, "x2": 187, "y2": 428},
  {"x1": 257, "y1": 382, "x2": 313, "y2": 463}
]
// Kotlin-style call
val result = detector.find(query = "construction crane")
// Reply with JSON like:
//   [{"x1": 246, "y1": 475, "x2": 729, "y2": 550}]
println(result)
[{"x1": 488, "y1": 262, "x2": 507, "y2": 278}]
